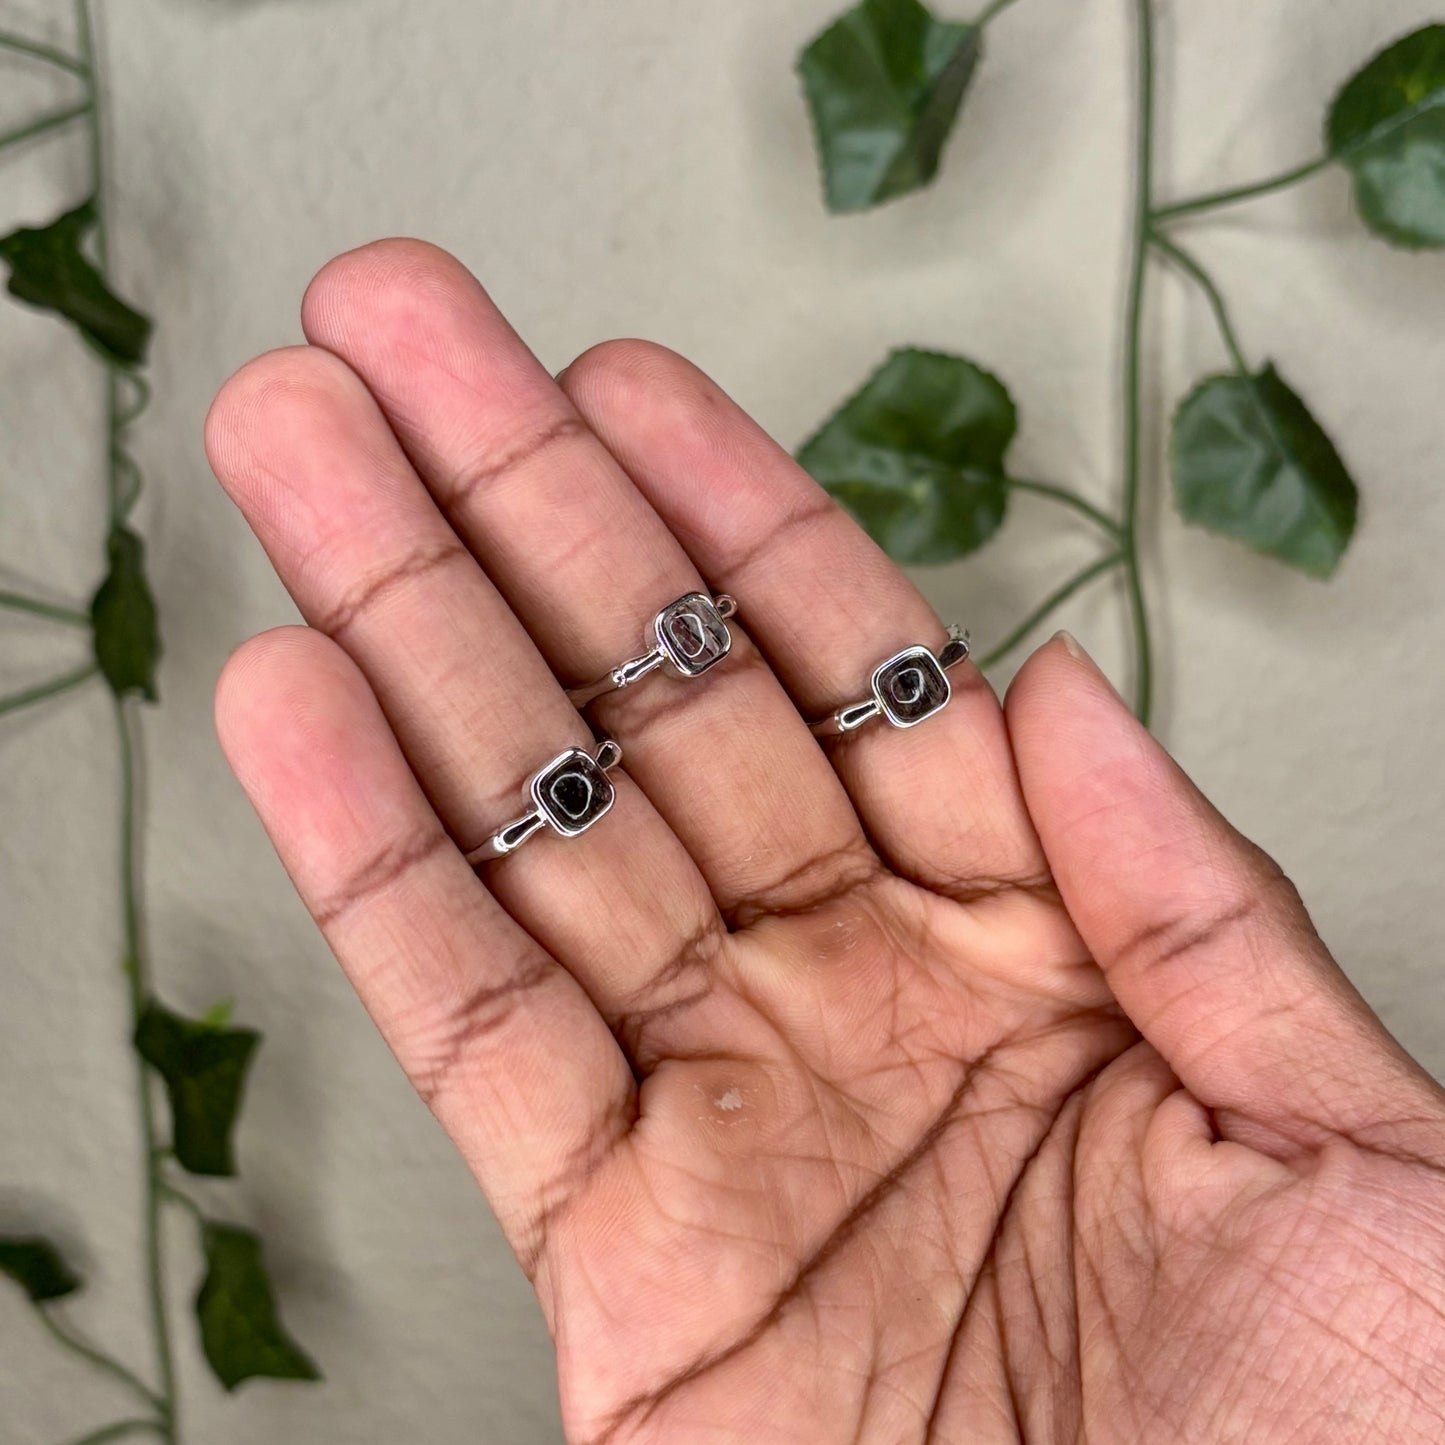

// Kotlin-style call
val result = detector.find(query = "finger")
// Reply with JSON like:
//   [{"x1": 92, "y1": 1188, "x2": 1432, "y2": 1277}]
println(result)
[
  {"x1": 298, "y1": 239, "x2": 869, "y2": 921},
  {"x1": 205, "y1": 346, "x2": 720, "y2": 1049},
  {"x1": 1007, "y1": 633, "x2": 1445, "y2": 1158},
  {"x1": 556, "y1": 339, "x2": 1050, "y2": 902},
  {"x1": 215, "y1": 627, "x2": 634, "y2": 1277}
]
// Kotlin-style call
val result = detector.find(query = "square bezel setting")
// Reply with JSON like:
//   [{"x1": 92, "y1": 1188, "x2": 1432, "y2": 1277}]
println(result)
[
  {"x1": 654, "y1": 594, "x2": 731, "y2": 678},
  {"x1": 530, "y1": 749, "x2": 616, "y2": 838},
  {"x1": 871, "y1": 647, "x2": 950, "y2": 728}
]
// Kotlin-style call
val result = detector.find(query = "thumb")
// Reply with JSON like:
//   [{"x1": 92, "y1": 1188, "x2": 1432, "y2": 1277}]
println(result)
[{"x1": 1007, "y1": 632, "x2": 1444, "y2": 1159}]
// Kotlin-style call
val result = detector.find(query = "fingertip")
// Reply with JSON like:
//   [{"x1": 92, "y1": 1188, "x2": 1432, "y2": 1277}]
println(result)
[
  {"x1": 205, "y1": 345, "x2": 317, "y2": 477},
  {"x1": 300, "y1": 237, "x2": 473, "y2": 348},
  {"x1": 557, "y1": 338, "x2": 711, "y2": 438},
  {"x1": 1005, "y1": 633, "x2": 1143, "y2": 799},
  {"x1": 215, "y1": 625, "x2": 423, "y2": 885},
  {"x1": 204, "y1": 345, "x2": 370, "y2": 527},
  {"x1": 1006, "y1": 630, "x2": 1116, "y2": 710},
  {"x1": 214, "y1": 627, "x2": 279, "y2": 759},
  {"x1": 213, "y1": 625, "x2": 356, "y2": 781}
]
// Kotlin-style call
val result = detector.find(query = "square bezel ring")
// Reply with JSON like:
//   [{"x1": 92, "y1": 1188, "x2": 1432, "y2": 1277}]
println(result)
[
  {"x1": 531, "y1": 747, "x2": 616, "y2": 838},
  {"x1": 654, "y1": 593, "x2": 733, "y2": 678},
  {"x1": 872, "y1": 646, "x2": 951, "y2": 728},
  {"x1": 464, "y1": 741, "x2": 621, "y2": 863},
  {"x1": 809, "y1": 626, "x2": 970, "y2": 738},
  {"x1": 566, "y1": 593, "x2": 737, "y2": 707}
]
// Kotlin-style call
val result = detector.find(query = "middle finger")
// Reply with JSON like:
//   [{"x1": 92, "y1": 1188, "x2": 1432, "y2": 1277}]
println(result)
[{"x1": 299, "y1": 239, "x2": 872, "y2": 922}]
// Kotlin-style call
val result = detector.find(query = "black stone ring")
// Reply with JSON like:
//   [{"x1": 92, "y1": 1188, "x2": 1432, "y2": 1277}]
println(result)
[
  {"x1": 464, "y1": 740, "x2": 622, "y2": 863},
  {"x1": 810, "y1": 626, "x2": 971, "y2": 737},
  {"x1": 566, "y1": 593, "x2": 737, "y2": 708}
]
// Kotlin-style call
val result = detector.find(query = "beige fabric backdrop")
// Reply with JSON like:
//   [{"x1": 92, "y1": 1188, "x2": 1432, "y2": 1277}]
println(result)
[{"x1": 3, "y1": 0, "x2": 1442, "y2": 1439}]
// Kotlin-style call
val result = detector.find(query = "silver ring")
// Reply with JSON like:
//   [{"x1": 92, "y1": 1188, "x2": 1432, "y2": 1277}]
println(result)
[
  {"x1": 464, "y1": 740, "x2": 623, "y2": 864},
  {"x1": 810, "y1": 626, "x2": 971, "y2": 738},
  {"x1": 567, "y1": 593, "x2": 737, "y2": 708}
]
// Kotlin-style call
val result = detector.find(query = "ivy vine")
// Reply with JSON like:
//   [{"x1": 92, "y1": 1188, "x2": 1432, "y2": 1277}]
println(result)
[
  {"x1": 795, "y1": 0, "x2": 1445, "y2": 724},
  {"x1": 0, "y1": 8, "x2": 318, "y2": 1442},
  {"x1": 2, "y1": 3, "x2": 1441, "y2": 1437}
]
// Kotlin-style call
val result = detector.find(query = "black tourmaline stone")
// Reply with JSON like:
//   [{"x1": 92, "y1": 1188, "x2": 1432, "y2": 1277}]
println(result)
[
  {"x1": 873, "y1": 648, "x2": 950, "y2": 727},
  {"x1": 532, "y1": 749, "x2": 615, "y2": 836},
  {"x1": 655, "y1": 593, "x2": 731, "y2": 676},
  {"x1": 549, "y1": 770, "x2": 594, "y2": 821}
]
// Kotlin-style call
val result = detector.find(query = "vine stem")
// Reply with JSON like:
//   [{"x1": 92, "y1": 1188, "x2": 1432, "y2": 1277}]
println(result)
[
  {"x1": 1149, "y1": 229, "x2": 1251, "y2": 378},
  {"x1": 0, "y1": 28, "x2": 89, "y2": 74},
  {"x1": 1152, "y1": 154, "x2": 1332, "y2": 224},
  {"x1": 116, "y1": 373, "x2": 151, "y2": 429},
  {"x1": 0, "y1": 100, "x2": 91, "y2": 152},
  {"x1": 65, "y1": 1421, "x2": 165, "y2": 1445},
  {"x1": 1005, "y1": 478, "x2": 1122, "y2": 538},
  {"x1": 0, "y1": 661, "x2": 97, "y2": 717},
  {"x1": 978, "y1": 552, "x2": 1124, "y2": 669},
  {"x1": 38, "y1": 1310, "x2": 166, "y2": 1414},
  {"x1": 974, "y1": 0, "x2": 1024, "y2": 26},
  {"x1": 115, "y1": 688, "x2": 177, "y2": 1442},
  {"x1": 0, "y1": 589, "x2": 90, "y2": 626},
  {"x1": 74, "y1": 0, "x2": 179, "y2": 1437},
  {"x1": 1120, "y1": 0, "x2": 1155, "y2": 726},
  {"x1": 156, "y1": 1177, "x2": 206, "y2": 1230}
]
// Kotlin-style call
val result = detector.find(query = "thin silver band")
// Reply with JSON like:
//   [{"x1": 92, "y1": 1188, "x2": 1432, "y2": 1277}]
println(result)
[
  {"x1": 464, "y1": 739, "x2": 622, "y2": 864},
  {"x1": 810, "y1": 626, "x2": 971, "y2": 738},
  {"x1": 567, "y1": 594, "x2": 738, "y2": 708}
]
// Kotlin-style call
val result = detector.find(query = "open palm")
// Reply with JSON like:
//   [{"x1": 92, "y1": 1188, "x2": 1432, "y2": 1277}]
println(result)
[{"x1": 208, "y1": 241, "x2": 1445, "y2": 1443}]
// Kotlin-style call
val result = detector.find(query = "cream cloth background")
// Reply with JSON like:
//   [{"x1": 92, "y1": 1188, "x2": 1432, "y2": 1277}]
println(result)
[{"x1": 2, "y1": 0, "x2": 1442, "y2": 1439}]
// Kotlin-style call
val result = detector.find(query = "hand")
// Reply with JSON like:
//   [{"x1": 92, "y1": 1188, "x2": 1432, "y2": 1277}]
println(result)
[{"x1": 207, "y1": 240, "x2": 1445, "y2": 1444}]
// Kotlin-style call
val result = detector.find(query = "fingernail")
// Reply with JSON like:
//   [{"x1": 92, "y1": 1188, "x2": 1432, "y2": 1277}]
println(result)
[
  {"x1": 1053, "y1": 629, "x2": 1088, "y2": 661},
  {"x1": 1053, "y1": 630, "x2": 1126, "y2": 703},
  {"x1": 553, "y1": 365, "x2": 570, "y2": 385}
]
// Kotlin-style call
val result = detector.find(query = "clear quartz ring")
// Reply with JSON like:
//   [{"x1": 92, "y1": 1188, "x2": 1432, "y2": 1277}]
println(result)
[
  {"x1": 464, "y1": 739, "x2": 623, "y2": 864},
  {"x1": 810, "y1": 626, "x2": 971, "y2": 738},
  {"x1": 567, "y1": 593, "x2": 737, "y2": 708}
]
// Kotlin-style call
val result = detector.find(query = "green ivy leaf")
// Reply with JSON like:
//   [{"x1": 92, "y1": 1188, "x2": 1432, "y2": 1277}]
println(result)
[
  {"x1": 199, "y1": 1000, "x2": 236, "y2": 1031},
  {"x1": 1327, "y1": 24, "x2": 1445, "y2": 249},
  {"x1": 797, "y1": 347, "x2": 1015, "y2": 565},
  {"x1": 0, "y1": 1236, "x2": 81, "y2": 1302},
  {"x1": 195, "y1": 1223, "x2": 320, "y2": 1391},
  {"x1": 90, "y1": 526, "x2": 161, "y2": 702},
  {"x1": 1171, "y1": 364, "x2": 1358, "y2": 579},
  {"x1": 798, "y1": 0, "x2": 981, "y2": 213},
  {"x1": 0, "y1": 200, "x2": 153, "y2": 365},
  {"x1": 134, "y1": 1000, "x2": 259, "y2": 1177}
]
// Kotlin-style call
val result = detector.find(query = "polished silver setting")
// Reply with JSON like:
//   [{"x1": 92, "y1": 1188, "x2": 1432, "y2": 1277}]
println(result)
[
  {"x1": 567, "y1": 593, "x2": 737, "y2": 708},
  {"x1": 464, "y1": 740, "x2": 622, "y2": 864},
  {"x1": 810, "y1": 626, "x2": 971, "y2": 738}
]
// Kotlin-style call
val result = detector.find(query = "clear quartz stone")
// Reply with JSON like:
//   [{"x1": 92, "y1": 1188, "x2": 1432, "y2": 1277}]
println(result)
[{"x1": 656, "y1": 594, "x2": 731, "y2": 676}]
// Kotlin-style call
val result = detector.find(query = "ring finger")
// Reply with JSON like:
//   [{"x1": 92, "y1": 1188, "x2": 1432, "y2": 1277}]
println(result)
[{"x1": 558, "y1": 340, "x2": 1051, "y2": 904}]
